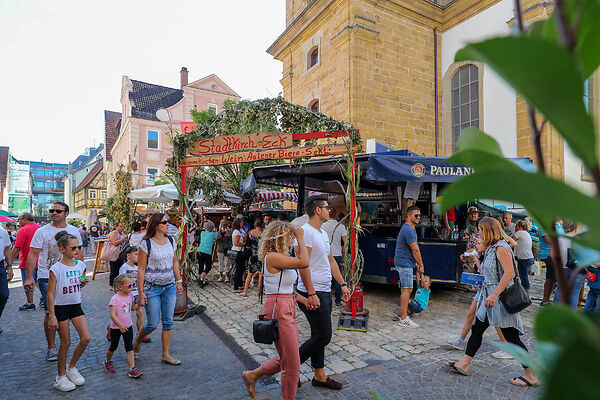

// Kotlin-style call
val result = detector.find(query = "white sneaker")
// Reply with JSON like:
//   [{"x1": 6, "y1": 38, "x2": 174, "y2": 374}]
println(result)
[
  {"x1": 217, "y1": 276, "x2": 223, "y2": 282},
  {"x1": 65, "y1": 367, "x2": 85, "y2": 386},
  {"x1": 398, "y1": 317, "x2": 419, "y2": 328},
  {"x1": 491, "y1": 350, "x2": 514, "y2": 359},
  {"x1": 54, "y1": 375, "x2": 76, "y2": 392},
  {"x1": 448, "y1": 338, "x2": 466, "y2": 350},
  {"x1": 224, "y1": 276, "x2": 229, "y2": 283}
]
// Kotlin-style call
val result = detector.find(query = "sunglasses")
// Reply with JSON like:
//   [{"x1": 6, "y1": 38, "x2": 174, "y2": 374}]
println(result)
[
  {"x1": 49, "y1": 209, "x2": 65, "y2": 214},
  {"x1": 119, "y1": 283, "x2": 135, "y2": 289},
  {"x1": 414, "y1": 214, "x2": 421, "y2": 218},
  {"x1": 159, "y1": 221, "x2": 169, "y2": 225},
  {"x1": 70, "y1": 245, "x2": 82, "y2": 251}
]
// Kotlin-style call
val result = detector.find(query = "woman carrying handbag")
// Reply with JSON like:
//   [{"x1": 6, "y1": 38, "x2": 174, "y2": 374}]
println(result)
[
  {"x1": 242, "y1": 222, "x2": 309, "y2": 399},
  {"x1": 444, "y1": 217, "x2": 539, "y2": 388}
]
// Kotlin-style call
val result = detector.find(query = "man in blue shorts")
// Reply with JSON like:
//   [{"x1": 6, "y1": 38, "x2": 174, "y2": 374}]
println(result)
[{"x1": 394, "y1": 206, "x2": 425, "y2": 328}]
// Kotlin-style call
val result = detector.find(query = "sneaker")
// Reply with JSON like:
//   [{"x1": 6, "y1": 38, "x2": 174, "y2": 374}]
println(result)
[
  {"x1": 18, "y1": 303, "x2": 36, "y2": 311},
  {"x1": 398, "y1": 317, "x2": 419, "y2": 328},
  {"x1": 46, "y1": 347, "x2": 58, "y2": 361},
  {"x1": 103, "y1": 360, "x2": 115, "y2": 373},
  {"x1": 39, "y1": 297, "x2": 45, "y2": 307},
  {"x1": 128, "y1": 366, "x2": 143, "y2": 378},
  {"x1": 142, "y1": 335, "x2": 152, "y2": 343},
  {"x1": 217, "y1": 276, "x2": 223, "y2": 282},
  {"x1": 448, "y1": 338, "x2": 466, "y2": 351},
  {"x1": 65, "y1": 367, "x2": 85, "y2": 386},
  {"x1": 224, "y1": 276, "x2": 229, "y2": 283},
  {"x1": 54, "y1": 375, "x2": 76, "y2": 392},
  {"x1": 491, "y1": 350, "x2": 514, "y2": 359}
]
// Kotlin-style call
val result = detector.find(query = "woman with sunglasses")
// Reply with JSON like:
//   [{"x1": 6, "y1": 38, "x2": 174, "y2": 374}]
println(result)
[{"x1": 134, "y1": 213, "x2": 183, "y2": 365}]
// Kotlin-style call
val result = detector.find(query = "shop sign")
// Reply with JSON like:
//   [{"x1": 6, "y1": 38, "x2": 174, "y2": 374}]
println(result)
[
  {"x1": 190, "y1": 132, "x2": 293, "y2": 156},
  {"x1": 429, "y1": 165, "x2": 473, "y2": 176},
  {"x1": 182, "y1": 144, "x2": 352, "y2": 167}
]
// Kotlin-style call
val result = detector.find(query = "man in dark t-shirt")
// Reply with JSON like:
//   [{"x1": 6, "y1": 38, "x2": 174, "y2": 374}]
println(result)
[{"x1": 89, "y1": 224, "x2": 100, "y2": 253}]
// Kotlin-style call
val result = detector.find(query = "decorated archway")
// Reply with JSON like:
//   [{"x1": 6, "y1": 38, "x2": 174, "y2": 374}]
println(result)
[{"x1": 164, "y1": 97, "x2": 364, "y2": 319}]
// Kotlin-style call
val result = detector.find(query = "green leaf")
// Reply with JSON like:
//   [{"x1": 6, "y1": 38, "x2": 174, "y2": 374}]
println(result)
[
  {"x1": 543, "y1": 337, "x2": 600, "y2": 400},
  {"x1": 455, "y1": 36, "x2": 597, "y2": 169},
  {"x1": 575, "y1": 0, "x2": 600, "y2": 78},
  {"x1": 455, "y1": 127, "x2": 503, "y2": 156},
  {"x1": 533, "y1": 305, "x2": 599, "y2": 344},
  {"x1": 534, "y1": 341, "x2": 561, "y2": 375},
  {"x1": 492, "y1": 341, "x2": 546, "y2": 378}
]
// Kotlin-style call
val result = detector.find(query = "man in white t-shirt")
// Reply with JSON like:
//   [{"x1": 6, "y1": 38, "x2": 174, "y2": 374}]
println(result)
[
  {"x1": 295, "y1": 195, "x2": 350, "y2": 390},
  {"x1": 25, "y1": 202, "x2": 83, "y2": 362},
  {"x1": 321, "y1": 213, "x2": 347, "y2": 306},
  {"x1": 0, "y1": 227, "x2": 13, "y2": 333}
]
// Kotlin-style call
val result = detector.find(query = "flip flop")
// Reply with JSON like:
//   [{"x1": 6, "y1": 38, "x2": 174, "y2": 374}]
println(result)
[
  {"x1": 444, "y1": 361, "x2": 469, "y2": 376},
  {"x1": 510, "y1": 376, "x2": 540, "y2": 387}
]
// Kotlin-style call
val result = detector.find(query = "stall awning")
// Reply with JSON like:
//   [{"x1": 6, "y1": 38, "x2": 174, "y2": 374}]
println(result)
[{"x1": 253, "y1": 189, "x2": 298, "y2": 204}]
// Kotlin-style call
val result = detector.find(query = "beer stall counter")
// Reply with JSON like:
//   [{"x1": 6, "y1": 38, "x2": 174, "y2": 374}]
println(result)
[{"x1": 251, "y1": 150, "x2": 470, "y2": 285}]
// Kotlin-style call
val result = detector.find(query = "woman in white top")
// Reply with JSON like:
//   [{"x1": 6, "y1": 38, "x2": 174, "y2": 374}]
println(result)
[
  {"x1": 242, "y1": 222, "x2": 309, "y2": 400},
  {"x1": 108, "y1": 222, "x2": 127, "y2": 287},
  {"x1": 231, "y1": 216, "x2": 248, "y2": 293}
]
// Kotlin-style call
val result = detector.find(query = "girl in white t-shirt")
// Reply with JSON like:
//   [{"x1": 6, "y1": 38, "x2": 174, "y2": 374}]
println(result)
[{"x1": 47, "y1": 231, "x2": 91, "y2": 392}]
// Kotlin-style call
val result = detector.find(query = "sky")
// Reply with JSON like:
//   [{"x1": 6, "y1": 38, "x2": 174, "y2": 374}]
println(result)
[{"x1": 0, "y1": 0, "x2": 285, "y2": 163}]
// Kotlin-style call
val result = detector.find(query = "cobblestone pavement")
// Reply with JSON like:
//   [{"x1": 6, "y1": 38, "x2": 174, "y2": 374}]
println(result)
[{"x1": 0, "y1": 257, "x2": 544, "y2": 399}]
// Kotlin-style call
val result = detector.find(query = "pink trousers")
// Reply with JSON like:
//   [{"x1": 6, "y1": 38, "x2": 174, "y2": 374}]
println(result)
[{"x1": 260, "y1": 294, "x2": 300, "y2": 400}]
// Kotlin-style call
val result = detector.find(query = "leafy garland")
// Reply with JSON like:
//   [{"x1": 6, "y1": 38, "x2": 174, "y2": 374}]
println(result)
[
  {"x1": 105, "y1": 165, "x2": 133, "y2": 230},
  {"x1": 164, "y1": 96, "x2": 363, "y2": 295}
]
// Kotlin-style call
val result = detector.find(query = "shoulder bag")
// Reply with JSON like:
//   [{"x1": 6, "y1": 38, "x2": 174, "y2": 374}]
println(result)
[
  {"x1": 100, "y1": 232, "x2": 120, "y2": 262},
  {"x1": 252, "y1": 258, "x2": 282, "y2": 345},
  {"x1": 495, "y1": 249, "x2": 531, "y2": 314}
]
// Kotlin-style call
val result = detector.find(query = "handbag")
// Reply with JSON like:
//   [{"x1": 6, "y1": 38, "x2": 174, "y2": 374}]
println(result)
[
  {"x1": 495, "y1": 251, "x2": 531, "y2": 314},
  {"x1": 252, "y1": 259, "x2": 283, "y2": 345},
  {"x1": 226, "y1": 249, "x2": 239, "y2": 260},
  {"x1": 100, "y1": 236, "x2": 120, "y2": 262}
]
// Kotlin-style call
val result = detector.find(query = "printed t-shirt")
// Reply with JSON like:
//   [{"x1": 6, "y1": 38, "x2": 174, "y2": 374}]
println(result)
[
  {"x1": 414, "y1": 285, "x2": 431, "y2": 310},
  {"x1": 49, "y1": 260, "x2": 86, "y2": 305},
  {"x1": 15, "y1": 222, "x2": 41, "y2": 269},
  {"x1": 119, "y1": 263, "x2": 139, "y2": 296},
  {"x1": 321, "y1": 219, "x2": 347, "y2": 258},
  {"x1": 109, "y1": 293, "x2": 134, "y2": 329},
  {"x1": 89, "y1": 225, "x2": 100, "y2": 238},
  {"x1": 30, "y1": 224, "x2": 82, "y2": 279},
  {"x1": 504, "y1": 223, "x2": 516, "y2": 237},
  {"x1": 198, "y1": 231, "x2": 218, "y2": 255},
  {"x1": 394, "y1": 223, "x2": 417, "y2": 268},
  {"x1": 297, "y1": 223, "x2": 332, "y2": 293},
  {"x1": 138, "y1": 238, "x2": 176, "y2": 285}
]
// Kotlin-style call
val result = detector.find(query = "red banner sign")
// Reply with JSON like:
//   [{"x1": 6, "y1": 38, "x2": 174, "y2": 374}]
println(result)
[
  {"x1": 190, "y1": 132, "x2": 293, "y2": 156},
  {"x1": 181, "y1": 144, "x2": 354, "y2": 167}
]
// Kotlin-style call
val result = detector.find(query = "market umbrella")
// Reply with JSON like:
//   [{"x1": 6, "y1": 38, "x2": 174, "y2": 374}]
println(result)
[
  {"x1": 128, "y1": 183, "x2": 242, "y2": 204},
  {"x1": 87, "y1": 209, "x2": 99, "y2": 228},
  {"x1": 66, "y1": 212, "x2": 86, "y2": 220},
  {"x1": 0, "y1": 210, "x2": 18, "y2": 217},
  {"x1": 0, "y1": 215, "x2": 17, "y2": 223}
]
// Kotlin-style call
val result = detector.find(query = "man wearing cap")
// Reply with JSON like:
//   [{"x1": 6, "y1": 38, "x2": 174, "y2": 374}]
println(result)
[
  {"x1": 295, "y1": 194, "x2": 350, "y2": 390},
  {"x1": 462, "y1": 207, "x2": 479, "y2": 239}
]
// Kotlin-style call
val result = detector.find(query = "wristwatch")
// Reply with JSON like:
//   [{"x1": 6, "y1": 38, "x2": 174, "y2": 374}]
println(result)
[{"x1": 341, "y1": 283, "x2": 348, "y2": 287}]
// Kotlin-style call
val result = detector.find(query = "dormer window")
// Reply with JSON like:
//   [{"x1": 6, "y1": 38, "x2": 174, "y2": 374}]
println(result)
[{"x1": 308, "y1": 47, "x2": 319, "y2": 69}]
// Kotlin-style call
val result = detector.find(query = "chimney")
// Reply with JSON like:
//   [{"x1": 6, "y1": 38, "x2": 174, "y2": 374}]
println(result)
[{"x1": 180, "y1": 67, "x2": 188, "y2": 88}]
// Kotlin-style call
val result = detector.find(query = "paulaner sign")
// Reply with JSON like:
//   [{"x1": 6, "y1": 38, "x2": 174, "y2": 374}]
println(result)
[{"x1": 429, "y1": 166, "x2": 473, "y2": 176}]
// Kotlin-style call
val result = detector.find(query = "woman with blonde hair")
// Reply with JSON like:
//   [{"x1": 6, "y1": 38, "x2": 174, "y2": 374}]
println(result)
[
  {"x1": 444, "y1": 217, "x2": 539, "y2": 388},
  {"x1": 242, "y1": 221, "x2": 309, "y2": 399}
]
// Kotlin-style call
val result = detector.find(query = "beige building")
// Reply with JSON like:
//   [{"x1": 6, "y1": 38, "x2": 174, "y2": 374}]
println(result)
[
  {"x1": 268, "y1": 0, "x2": 599, "y2": 192},
  {"x1": 110, "y1": 68, "x2": 241, "y2": 192}
]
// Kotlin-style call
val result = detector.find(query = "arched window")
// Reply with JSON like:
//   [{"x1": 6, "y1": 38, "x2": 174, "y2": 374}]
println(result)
[
  {"x1": 451, "y1": 64, "x2": 479, "y2": 152},
  {"x1": 309, "y1": 99, "x2": 319, "y2": 112},
  {"x1": 308, "y1": 46, "x2": 319, "y2": 69}
]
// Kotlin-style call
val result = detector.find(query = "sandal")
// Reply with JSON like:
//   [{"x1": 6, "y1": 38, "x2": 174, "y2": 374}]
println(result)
[
  {"x1": 510, "y1": 376, "x2": 539, "y2": 387},
  {"x1": 161, "y1": 357, "x2": 181, "y2": 365},
  {"x1": 444, "y1": 361, "x2": 468, "y2": 376}
]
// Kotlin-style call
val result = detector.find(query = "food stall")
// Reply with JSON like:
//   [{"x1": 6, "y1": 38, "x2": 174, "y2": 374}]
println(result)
[{"x1": 251, "y1": 150, "x2": 474, "y2": 285}]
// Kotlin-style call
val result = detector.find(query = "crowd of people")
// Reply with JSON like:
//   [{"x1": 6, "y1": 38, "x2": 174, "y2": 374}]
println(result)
[{"x1": 1, "y1": 199, "x2": 599, "y2": 397}]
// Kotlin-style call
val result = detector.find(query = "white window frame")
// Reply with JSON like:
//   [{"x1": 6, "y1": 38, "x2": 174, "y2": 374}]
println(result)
[
  {"x1": 88, "y1": 189, "x2": 97, "y2": 199},
  {"x1": 147, "y1": 129, "x2": 160, "y2": 150},
  {"x1": 146, "y1": 167, "x2": 160, "y2": 185},
  {"x1": 100, "y1": 190, "x2": 107, "y2": 199},
  {"x1": 208, "y1": 103, "x2": 218, "y2": 113}
]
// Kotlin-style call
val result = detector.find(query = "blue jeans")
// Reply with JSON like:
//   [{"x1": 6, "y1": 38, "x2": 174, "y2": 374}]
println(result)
[
  {"x1": 333, "y1": 256, "x2": 343, "y2": 304},
  {"x1": 143, "y1": 282, "x2": 177, "y2": 333},
  {"x1": 584, "y1": 287, "x2": 600, "y2": 311},
  {"x1": 0, "y1": 265, "x2": 9, "y2": 319},
  {"x1": 20, "y1": 268, "x2": 37, "y2": 293},
  {"x1": 516, "y1": 258, "x2": 534, "y2": 290},
  {"x1": 38, "y1": 278, "x2": 49, "y2": 312},
  {"x1": 554, "y1": 269, "x2": 586, "y2": 308},
  {"x1": 395, "y1": 266, "x2": 414, "y2": 289},
  {"x1": 408, "y1": 299, "x2": 423, "y2": 315}
]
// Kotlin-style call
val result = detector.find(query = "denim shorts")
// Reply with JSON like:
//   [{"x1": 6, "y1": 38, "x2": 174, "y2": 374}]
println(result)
[
  {"x1": 408, "y1": 299, "x2": 424, "y2": 314},
  {"x1": 143, "y1": 282, "x2": 177, "y2": 333},
  {"x1": 38, "y1": 278, "x2": 49, "y2": 312},
  {"x1": 395, "y1": 267, "x2": 414, "y2": 289},
  {"x1": 20, "y1": 269, "x2": 37, "y2": 292}
]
